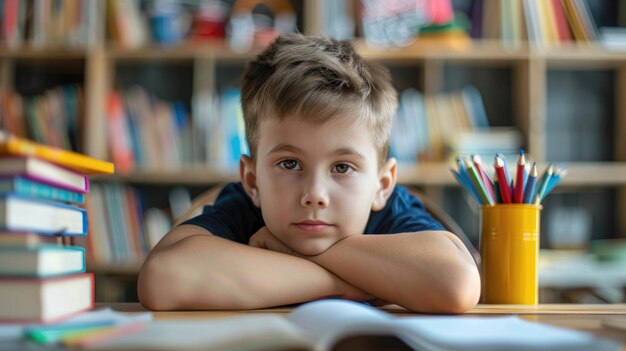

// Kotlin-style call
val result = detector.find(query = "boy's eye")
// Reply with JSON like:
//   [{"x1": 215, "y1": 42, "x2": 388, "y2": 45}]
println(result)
[
  {"x1": 278, "y1": 159, "x2": 301, "y2": 170},
  {"x1": 332, "y1": 163, "x2": 354, "y2": 174}
]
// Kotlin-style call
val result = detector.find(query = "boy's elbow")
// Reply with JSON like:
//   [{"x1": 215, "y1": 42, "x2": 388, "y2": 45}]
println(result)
[
  {"x1": 435, "y1": 262, "x2": 481, "y2": 314},
  {"x1": 404, "y1": 259, "x2": 481, "y2": 314},
  {"x1": 137, "y1": 253, "x2": 185, "y2": 310}
]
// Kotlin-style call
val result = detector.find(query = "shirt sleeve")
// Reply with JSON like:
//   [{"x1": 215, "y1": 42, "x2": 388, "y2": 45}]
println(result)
[
  {"x1": 180, "y1": 183, "x2": 264, "y2": 244},
  {"x1": 365, "y1": 186, "x2": 446, "y2": 234}
]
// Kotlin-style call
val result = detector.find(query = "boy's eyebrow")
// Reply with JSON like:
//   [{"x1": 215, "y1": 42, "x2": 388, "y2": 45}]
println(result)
[
  {"x1": 267, "y1": 144, "x2": 303, "y2": 155},
  {"x1": 267, "y1": 144, "x2": 365, "y2": 159},
  {"x1": 333, "y1": 147, "x2": 365, "y2": 159}
]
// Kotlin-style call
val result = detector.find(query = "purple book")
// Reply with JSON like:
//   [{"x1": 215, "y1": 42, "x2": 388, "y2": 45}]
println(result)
[{"x1": 470, "y1": 0, "x2": 483, "y2": 39}]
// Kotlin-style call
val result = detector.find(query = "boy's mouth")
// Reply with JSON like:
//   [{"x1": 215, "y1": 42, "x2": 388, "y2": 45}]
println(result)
[{"x1": 293, "y1": 220, "x2": 333, "y2": 232}]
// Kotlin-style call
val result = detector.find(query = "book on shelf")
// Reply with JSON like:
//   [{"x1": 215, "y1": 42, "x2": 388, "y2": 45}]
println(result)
[
  {"x1": 2, "y1": 0, "x2": 103, "y2": 48},
  {"x1": 0, "y1": 176, "x2": 86, "y2": 204},
  {"x1": 0, "y1": 194, "x2": 88, "y2": 236},
  {"x1": 0, "y1": 245, "x2": 85, "y2": 277},
  {"x1": 88, "y1": 299, "x2": 619, "y2": 351},
  {"x1": 0, "y1": 273, "x2": 94, "y2": 323},
  {"x1": 0, "y1": 131, "x2": 114, "y2": 175},
  {"x1": 390, "y1": 85, "x2": 522, "y2": 163},
  {"x1": 81, "y1": 183, "x2": 147, "y2": 265},
  {"x1": 469, "y1": 0, "x2": 599, "y2": 47},
  {"x1": 0, "y1": 86, "x2": 84, "y2": 151}
]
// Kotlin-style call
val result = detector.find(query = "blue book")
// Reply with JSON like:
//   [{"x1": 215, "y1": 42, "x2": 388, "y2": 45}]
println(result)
[
  {"x1": 0, "y1": 245, "x2": 85, "y2": 277},
  {"x1": 0, "y1": 194, "x2": 88, "y2": 236},
  {"x1": 0, "y1": 176, "x2": 85, "y2": 204}
]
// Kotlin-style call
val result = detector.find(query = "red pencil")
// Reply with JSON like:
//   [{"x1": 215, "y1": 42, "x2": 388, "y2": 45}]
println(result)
[
  {"x1": 494, "y1": 156, "x2": 512, "y2": 203},
  {"x1": 513, "y1": 151, "x2": 526, "y2": 203}
]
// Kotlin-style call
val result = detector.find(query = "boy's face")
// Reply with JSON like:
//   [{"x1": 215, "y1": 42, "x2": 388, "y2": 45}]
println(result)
[{"x1": 241, "y1": 115, "x2": 397, "y2": 256}]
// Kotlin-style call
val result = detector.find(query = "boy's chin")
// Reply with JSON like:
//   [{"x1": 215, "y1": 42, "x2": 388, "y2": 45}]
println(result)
[{"x1": 291, "y1": 238, "x2": 337, "y2": 256}]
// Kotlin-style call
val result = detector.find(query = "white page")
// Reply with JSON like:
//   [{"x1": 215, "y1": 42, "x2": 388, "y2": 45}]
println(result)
[
  {"x1": 288, "y1": 299, "x2": 395, "y2": 350},
  {"x1": 395, "y1": 316, "x2": 620, "y2": 351}
]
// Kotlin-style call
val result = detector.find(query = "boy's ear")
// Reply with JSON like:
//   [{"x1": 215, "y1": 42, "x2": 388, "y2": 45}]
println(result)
[
  {"x1": 372, "y1": 157, "x2": 398, "y2": 211},
  {"x1": 239, "y1": 155, "x2": 261, "y2": 207}
]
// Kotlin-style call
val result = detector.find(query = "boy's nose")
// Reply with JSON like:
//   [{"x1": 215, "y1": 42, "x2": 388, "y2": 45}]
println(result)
[{"x1": 300, "y1": 178, "x2": 329, "y2": 208}]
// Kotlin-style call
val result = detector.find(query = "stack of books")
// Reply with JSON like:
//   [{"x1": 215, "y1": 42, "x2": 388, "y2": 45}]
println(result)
[{"x1": 0, "y1": 131, "x2": 114, "y2": 323}]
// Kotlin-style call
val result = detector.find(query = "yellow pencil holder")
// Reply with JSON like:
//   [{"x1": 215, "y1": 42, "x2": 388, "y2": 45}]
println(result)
[{"x1": 480, "y1": 204, "x2": 541, "y2": 305}]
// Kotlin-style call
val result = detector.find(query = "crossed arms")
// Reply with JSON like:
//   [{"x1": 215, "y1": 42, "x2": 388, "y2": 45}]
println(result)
[{"x1": 137, "y1": 225, "x2": 480, "y2": 314}]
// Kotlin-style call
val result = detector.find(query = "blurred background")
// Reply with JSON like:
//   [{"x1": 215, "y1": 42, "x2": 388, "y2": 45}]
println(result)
[{"x1": 1, "y1": 0, "x2": 625, "y2": 304}]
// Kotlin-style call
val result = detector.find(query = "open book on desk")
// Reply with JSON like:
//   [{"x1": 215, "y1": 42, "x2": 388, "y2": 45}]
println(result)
[{"x1": 89, "y1": 299, "x2": 619, "y2": 351}]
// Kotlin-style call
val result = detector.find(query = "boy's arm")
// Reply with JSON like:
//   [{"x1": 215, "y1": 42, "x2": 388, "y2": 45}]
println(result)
[
  {"x1": 253, "y1": 230, "x2": 480, "y2": 314},
  {"x1": 309, "y1": 231, "x2": 480, "y2": 314},
  {"x1": 137, "y1": 224, "x2": 371, "y2": 310}
]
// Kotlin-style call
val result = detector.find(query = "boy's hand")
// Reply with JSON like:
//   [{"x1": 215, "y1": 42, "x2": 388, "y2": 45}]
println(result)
[
  {"x1": 249, "y1": 227, "x2": 304, "y2": 258},
  {"x1": 249, "y1": 227, "x2": 375, "y2": 302}
]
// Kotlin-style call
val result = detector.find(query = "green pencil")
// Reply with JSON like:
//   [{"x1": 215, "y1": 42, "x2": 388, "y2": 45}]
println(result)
[{"x1": 464, "y1": 159, "x2": 494, "y2": 205}]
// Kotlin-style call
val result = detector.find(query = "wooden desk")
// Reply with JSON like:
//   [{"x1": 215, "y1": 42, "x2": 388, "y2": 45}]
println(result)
[{"x1": 100, "y1": 303, "x2": 626, "y2": 347}]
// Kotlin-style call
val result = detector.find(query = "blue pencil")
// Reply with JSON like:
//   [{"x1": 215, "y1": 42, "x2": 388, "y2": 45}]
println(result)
[
  {"x1": 523, "y1": 162, "x2": 538, "y2": 204},
  {"x1": 543, "y1": 167, "x2": 566, "y2": 200},
  {"x1": 454, "y1": 157, "x2": 483, "y2": 202},
  {"x1": 451, "y1": 168, "x2": 482, "y2": 204},
  {"x1": 534, "y1": 164, "x2": 554, "y2": 205}
]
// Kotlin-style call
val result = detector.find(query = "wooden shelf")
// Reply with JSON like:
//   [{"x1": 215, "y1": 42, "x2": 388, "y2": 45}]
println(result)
[
  {"x1": 87, "y1": 262, "x2": 142, "y2": 275},
  {"x1": 0, "y1": 47, "x2": 86, "y2": 59},
  {"x1": 90, "y1": 162, "x2": 626, "y2": 187},
  {"x1": 3, "y1": 41, "x2": 626, "y2": 64},
  {"x1": 399, "y1": 162, "x2": 626, "y2": 187},
  {"x1": 93, "y1": 168, "x2": 239, "y2": 185}
]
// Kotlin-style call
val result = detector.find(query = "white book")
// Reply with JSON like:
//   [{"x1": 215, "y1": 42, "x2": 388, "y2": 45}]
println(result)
[
  {"x1": 0, "y1": 273, "x2": 93, "y2": 323},
  {"x1": 88, "y1": 299, "x2": 619, "y2": 351},
  {"x1": 0, "y1": 245, "x2": 85, "y2": 277},
  {"x1": 0, "y1": 194, "x2": 87, "y2": 236}
]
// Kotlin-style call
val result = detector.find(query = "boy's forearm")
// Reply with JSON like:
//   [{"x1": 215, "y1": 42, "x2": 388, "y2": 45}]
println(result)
[
  {"x1": 138, "y1": 232, "x2": 360, "y2": 310},
  {"x1": 308, "y1": 231, "x2": 481, "y2": 314}
]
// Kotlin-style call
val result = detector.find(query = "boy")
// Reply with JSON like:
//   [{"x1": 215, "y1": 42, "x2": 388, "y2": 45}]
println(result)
[{"x1": 138, "y1": 35, "x2": 480, "y2": 313}]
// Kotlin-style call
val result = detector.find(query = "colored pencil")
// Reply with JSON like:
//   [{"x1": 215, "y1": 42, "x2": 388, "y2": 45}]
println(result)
[
  {"x1": 451, "y1": 168, "x2": 482, "y2": 204},
  {"x1": 513, "y1": 150, "x2": 526, "y2": 203},
  {"x1": 455, "y1": 157, "x2": 482, "y2": 202},
  {"x1": 523, "y1": 162, "x2": 538, "y2": 204},
  {"x1": 472, "y1": 155, "x2": 496, "y2": 204},
  {"x1": 465, "y1": 159, "x2": 494, "y2": 205},
  {"x1": 496, "y1": 152, "x2": 513, "y2": 198},
  {"x1": 534, "y1": 164, "x2": 554, "y2": 205},
  {"x1": 494, "y1": 156, "x2": 512, "y2": 203}
]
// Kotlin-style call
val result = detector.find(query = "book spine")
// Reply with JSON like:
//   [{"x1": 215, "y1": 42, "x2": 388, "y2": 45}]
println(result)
[
  {"x1": 20, "y1": 172, "x2": 89, "y2": 194},
  {"x1": 11, "y1": 177, "x2": 85, "y2": 204}
]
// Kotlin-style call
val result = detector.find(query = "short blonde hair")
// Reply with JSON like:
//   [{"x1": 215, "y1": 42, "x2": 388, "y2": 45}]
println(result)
[{"x1": 241, "y1": 34, "x2": 397, "y2": 165}]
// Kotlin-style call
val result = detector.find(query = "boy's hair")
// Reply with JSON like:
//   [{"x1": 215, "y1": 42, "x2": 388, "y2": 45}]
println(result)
[{"x1": 241, "y1": 34, "x2": 397, "y2": 165}]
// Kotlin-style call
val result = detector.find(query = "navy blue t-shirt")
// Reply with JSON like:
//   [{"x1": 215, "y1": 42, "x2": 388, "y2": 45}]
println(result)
[{"x1": 182, "y1": 182, "x2": 445, "y2": 243}]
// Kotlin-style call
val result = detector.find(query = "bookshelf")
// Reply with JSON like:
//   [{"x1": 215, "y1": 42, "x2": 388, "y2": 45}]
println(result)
[{"x1": 2, "y1": 0, "x2": 626, "y2": 302}]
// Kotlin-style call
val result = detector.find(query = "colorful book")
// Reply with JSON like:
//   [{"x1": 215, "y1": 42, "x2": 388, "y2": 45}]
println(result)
[
  {"x1": 0, "y1": 157, "x2": 89, "y2": 193},
  {"x1": 0, "y1": 176, "x2": 85, "y2": 204},
  {"x1": 0, "y1": 131, "x2": 114, "y2": 175},
  {"x1": 0, "y1": 245, "x2": 85, "y2": 277},
  {"x1": 0, "y1": 273, "x2": 94, "y2": 323},
  {"x1": 0, "y1": 194, "x2": 88, "y2": 236}
]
